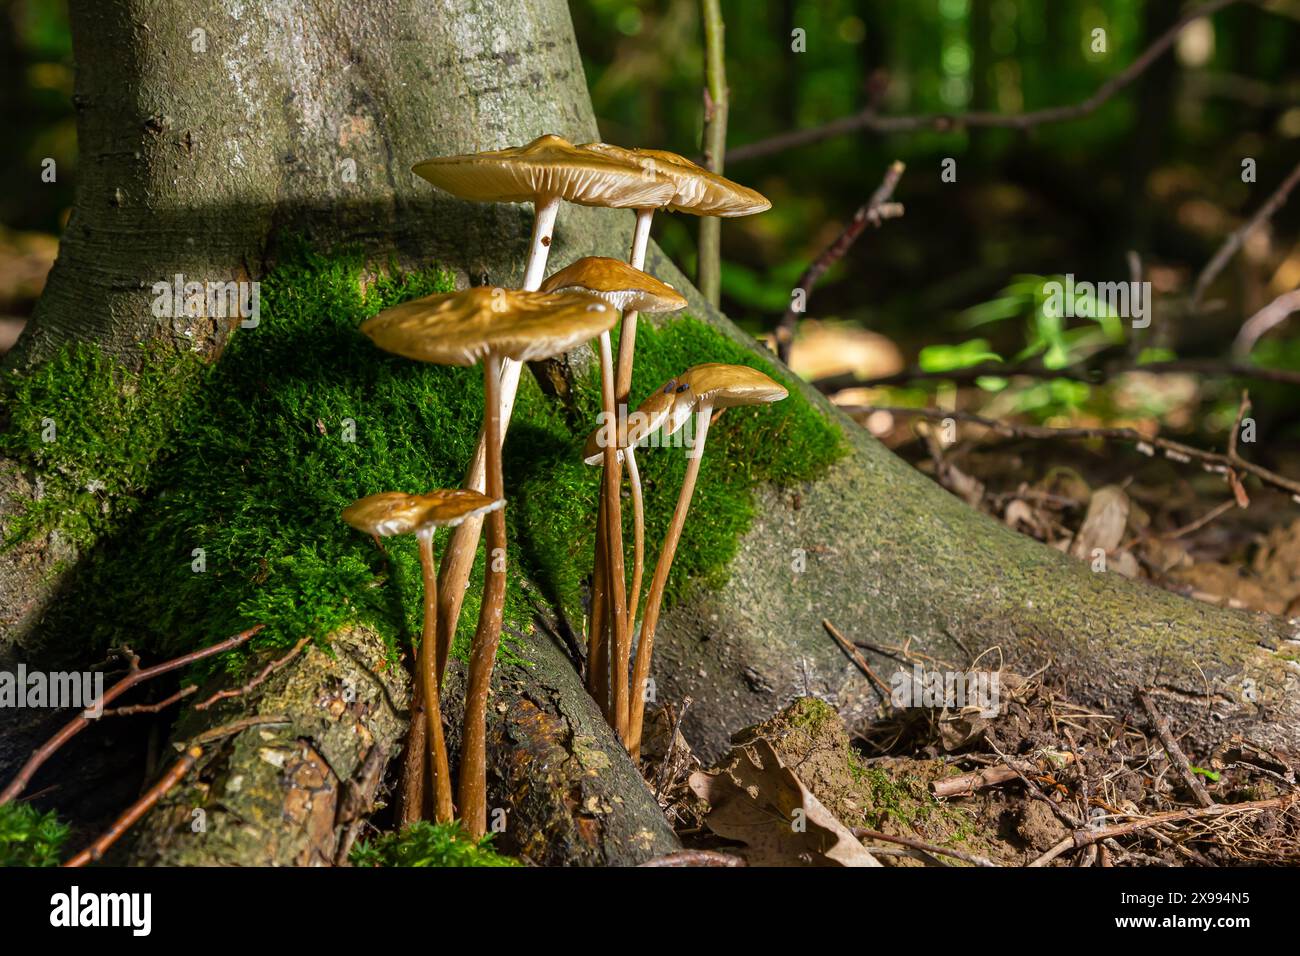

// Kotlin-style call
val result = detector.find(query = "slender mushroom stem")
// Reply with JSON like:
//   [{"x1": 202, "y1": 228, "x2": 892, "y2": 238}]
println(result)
[
  {"x1": 624, "y1": 446, "x2": 645, "y2": 634},
  {"x1": 628, "y1": 402, "x2": 715, "y2": 761},
  {"x1": 597, "y1": 332, "x2": 631, "y2": 741},
  {"x1": 397, "y1": 663, "x2": 427, "y2": 824},
  {"x1": 587, "y1": 491, "x2": 611, "y2": 714},
  {"x1": 459, "y1": 353, "x2": 508, "y2": 838},
  {"x1": 435, "y1": 195, "x2": 561, "y2": 680},
  {"x1": 417, "y1": 527, "x2": 454, "y2": 823},
  {"x1": 614, "y1": 208, "x2": 656, "y2": 406}
]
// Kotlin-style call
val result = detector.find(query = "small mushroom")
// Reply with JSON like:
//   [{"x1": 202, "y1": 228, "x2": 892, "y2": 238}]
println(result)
[
  {"x1": 541, "y1": 256, "x2": 686, "y2": 736},
  {"x1": 582, "y1": 374, "x2": 702, "y2": 717},
  {"x1": 626, "y1": 364, "x2": 787, "y2": 761},
  {"x1": 361, "y1": 286, "x2": 619, "y2": 836},
  {"x1": 341, "y1": 489, "x2": 502, "y2": 824},
  {"x1": 412, "y1": 136, "x2": 676, "y2": 682}
]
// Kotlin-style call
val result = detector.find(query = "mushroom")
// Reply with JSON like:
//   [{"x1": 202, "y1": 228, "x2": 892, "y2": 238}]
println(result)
[
  {"x1": 540, "y1": 256, "x2": 687, "y2": 736},
  {"x1": 626, "y1": 364, "x2": 787, "y2": 761},
  {"x1": 361, "y1": 285, "x2": 619, "y2": 836},
  {"x1": 577, "y1": 375, "x2": 687, "y2": 722},
  {"x1": 341, "y1": 488, "x2": 503, "y2": 824},
  {"x1": 412, "y1": 136, "x2": 676, "y2": 670},
  {"x1": 575, "y1": 143, "x2": 770, "y2": 408}
]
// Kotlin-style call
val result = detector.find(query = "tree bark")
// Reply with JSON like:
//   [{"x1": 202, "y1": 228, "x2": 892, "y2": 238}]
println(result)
[{"x1": 3, "y1": 0, "x2": 1298, "y2": 866}]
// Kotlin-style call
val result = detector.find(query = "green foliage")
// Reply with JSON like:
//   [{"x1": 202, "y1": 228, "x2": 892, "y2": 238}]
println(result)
[
  {"x1": 349, "y1": 820, "x2": 520, "y2": 867},
  {"x1": 0, "y1": 803, "x2": 69, "y2": 867},
  {"x1": 1, "y1": 243, "x2": 843, "y2": 678}
]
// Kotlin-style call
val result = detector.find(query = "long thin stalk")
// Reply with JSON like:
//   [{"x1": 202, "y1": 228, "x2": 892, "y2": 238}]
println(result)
[
  {"x1": 698, "y1": 0, "x2": 728, "y2": 306},
  {"x1": 459, "y1": 354, "x2": 507, "y2": 838},
  {"x1": 587, "y1": 491, "x2": 611, "y2": 715},
  {"x1": 625, "y1": 446, "x2": 645, "y2": 633},
  {"x1": 628, "y1": 403, "x2": 714, "y2": 761},
  {"x1": 436, "y1": 196, "x2": 560, "y2": 679},
  {"x1": 418, "y1": 528, "x2": 454, "y2": 823},
  {"x1": 397, "y1": 664, "x2": 427, "y2": 824},
  {"x1": 598, "y1": 333, "x2": 631, "y2": 740},
  {"x1": 614, "y1": 208, "x2": 655, "y2": 406}
]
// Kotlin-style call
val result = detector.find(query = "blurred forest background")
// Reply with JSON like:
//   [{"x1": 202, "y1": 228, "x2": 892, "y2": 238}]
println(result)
[{"x1": 3, "y1": 1, "x2": 1300, "y2": 582}]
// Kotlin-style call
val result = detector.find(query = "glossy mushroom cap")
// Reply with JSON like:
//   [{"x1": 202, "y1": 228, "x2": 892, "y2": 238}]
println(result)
[
  {"x1": 578, "y1": 143, "x2": 770, "y2": 218},
  {"x1": 413, "y1": 134, "x2": 676, "y2": 209},
  {"x1": 580, "y1": 374, "x2": 695, "y2": 465},
  {"x1": 361, "y1": 287, "x2": 619, "y2": 366},
  {"x1": 678, "y1": 363, "x2": 789, "y2": 409},
  {"x1": 540, "y1": 257, "x2": 688, "y2": 315},
  {"x1": 342, "y1": 490, "x2": 504, "y2": 537}
]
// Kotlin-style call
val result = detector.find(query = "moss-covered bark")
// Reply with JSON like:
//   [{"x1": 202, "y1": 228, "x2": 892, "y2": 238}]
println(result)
[{"x1": 3, "y1": 0, "x2": 1297, "y2": 867}]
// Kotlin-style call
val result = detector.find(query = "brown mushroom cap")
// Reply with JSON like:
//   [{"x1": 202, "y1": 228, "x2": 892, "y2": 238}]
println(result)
[
  {"x1": 540, "y1": 257, "x2": 688, "y2": 315},
  {"x1": 361, "y1": 287, "x2": 619, "y2": 365},
  {"x1": 412, "y1": 134, "x2": 676, "y2": 209},
  {"x1": 341, "y1": 490, "x2": 503, "y2": 537},
  {"x1": 678, "y1": 363, "x2": 789, "y2": 409},
  {"x1": 578, "y1": 143, "x2": 770, "y2": 217},
  {"x1": 580, "y1": 374, "x2": 695, "y2": 465}
]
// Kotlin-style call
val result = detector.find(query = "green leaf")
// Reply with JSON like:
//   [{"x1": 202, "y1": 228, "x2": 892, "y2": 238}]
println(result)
[{"x1": 918, "y1": 339, "x2": 1002, "y2": 373}]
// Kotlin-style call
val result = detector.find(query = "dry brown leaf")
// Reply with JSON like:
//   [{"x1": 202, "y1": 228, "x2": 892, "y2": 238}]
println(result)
[{"x1": 688, "y1": 738, "x2": 882, "y2": 867}]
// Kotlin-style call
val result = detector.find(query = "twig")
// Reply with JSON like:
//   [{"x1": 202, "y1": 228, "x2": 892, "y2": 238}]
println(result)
[
  {"x1": 1194, "y1": 159, "x2": 1300, "y2": 306},
  {"x1": 849, "y1": 405, "x2": 1300, "y2": 499},
  {"x1": 774, "y1": 162, "x2": 906, "y2": 363},
  {"x1": 1233, "y1": 287, "x2": 1300, "y2": 356},
  {"x1": 63, "y1": 745, "x2": 203, "y2": 867},
  {"x1": 988, "y1": 738, "x2": 1081, "y2": 830},
  {"x1": 822, "y1": 619, "x2": 893, "y2": 700},
  {"x1": 100, "y1": 685, "x2": 197, "y2": 717},
  {"x1": 727, "y1": 0, "x2": 1247, "y2": 162},
  {"x1": 1080, "y1": 792, "x2": 1297, "y2": 848},
  {"x1": 195, "y1": 635, "x2": 310, "y2": 710},
  {"x1": 0, "y1": 624, "x2": 263, "y2": 805},
  {"x1": 189, "y1": 714, "x2": 290, "y2": 746},
  {"x1": 639, "y1": 850, "x2": 746, "y2": 867},
  {"x1": 1137, "y1": 689, "x2": 1216, "y2": 808},
  {"x1": 932, "y1": 752, "x2": 1076, "y2": 798},
  {"x1": 1160, "y1": 498, "x2": 1237, "y2": 540},
  {"x1": 697, "y1": 0, "x2": 728, "y2": 307},
  {"x1": 852, "y1": 826, "x2": 999, "y2": 867},
  {"x1": 817, "y1": 356, "x2": 1300, "y2": 392},
  {"x1": 654, "y1": 696, "x2": 694, "y2": 802}
]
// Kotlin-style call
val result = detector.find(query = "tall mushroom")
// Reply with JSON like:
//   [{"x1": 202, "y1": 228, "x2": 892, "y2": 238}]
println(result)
[
  {"x1": 411, "y1": 135, "x2": 675, "y2": 674},
  {"x1": 540, "y1": 257, "x2": 686, "y2": 736},
  {"x1": 361, "y1": 286, "x2": 619, "y2": 837},
  {"x1": 626, "y1": 364, "x2": 787, "y2": 761},
  {"x1": 341, "y1": 489, "x2": 503, "y2": 824}
]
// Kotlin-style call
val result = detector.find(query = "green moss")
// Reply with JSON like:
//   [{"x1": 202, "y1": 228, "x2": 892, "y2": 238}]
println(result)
[
  {"x1": 784, "y1": 696, "x2": 840, "y2": 734},
  {"x1": 349, "y1": 820, "x2": 520, "y2": 867},
  {"x1": 0, "y1": 241, "x2": 843, "y2": 677},
  {"x1": 851, "y1": 759, "x2": 978, "y2": 845},
  {"x1": 0, "y1": 803, "x2": 70, "y2": 867}
]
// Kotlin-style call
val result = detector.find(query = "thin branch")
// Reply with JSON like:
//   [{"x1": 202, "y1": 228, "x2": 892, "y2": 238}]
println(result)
[
  {"x1": 697, "y1": 0, "x2": 728, "y2": 306},
  {"x1": 822, "y1": 618, "x2": 893, "y2": 700},
  {"x1": 852, "y1": 826, "x2": 999, "y2": 867},
  {"x1": 194, "y1": 635, "x2": 310, "y2": 711},
  {"x1": 1138, "y1": 689, "x2": 1215, "y2": 809},
  {"x1": 1194, "y1": 159, "x2": 1300, "y2": 307},
  {"x1": 0, "y1": 624, "x2": 263, "y2": 805},
  {"x1": 816, "y1": 355, "x2": 1300, "y2": 392},
  {"x1": 100, "y1": 685, "x2": 197, "y2": 717},
  {"x1": 849, "y1": 404, "x2": 1300, "y2": 499},
  {"x1": 639, "y1": 850, "x2": 746, "y2": 867},
  {"x1": 1233, "y1": 287, "x2": 1300, "y2": 356},
  {"x1": 774, "y1": 162, "x2": 906, "y2": 364},
  {"x1": 728, "y1": 0, "x2": 1247, "y2": 162},
  {"x1": 63, "y1": 746, "x2": 203, "y2": 867}
]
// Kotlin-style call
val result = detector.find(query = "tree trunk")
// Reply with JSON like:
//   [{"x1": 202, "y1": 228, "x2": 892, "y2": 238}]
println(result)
[{"x1": 3, "y1": 0, "x2": 1298, "y2": 866}]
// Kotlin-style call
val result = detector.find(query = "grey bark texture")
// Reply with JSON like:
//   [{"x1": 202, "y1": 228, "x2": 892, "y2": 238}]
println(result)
[{"x1": 3, "y1": 0, "x2": 1298, "y2": 866}]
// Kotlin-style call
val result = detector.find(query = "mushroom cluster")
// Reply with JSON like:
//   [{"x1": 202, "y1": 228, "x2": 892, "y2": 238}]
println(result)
[{"x1": 346, "y1": 133, "x2": 780, "y2": 838}]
